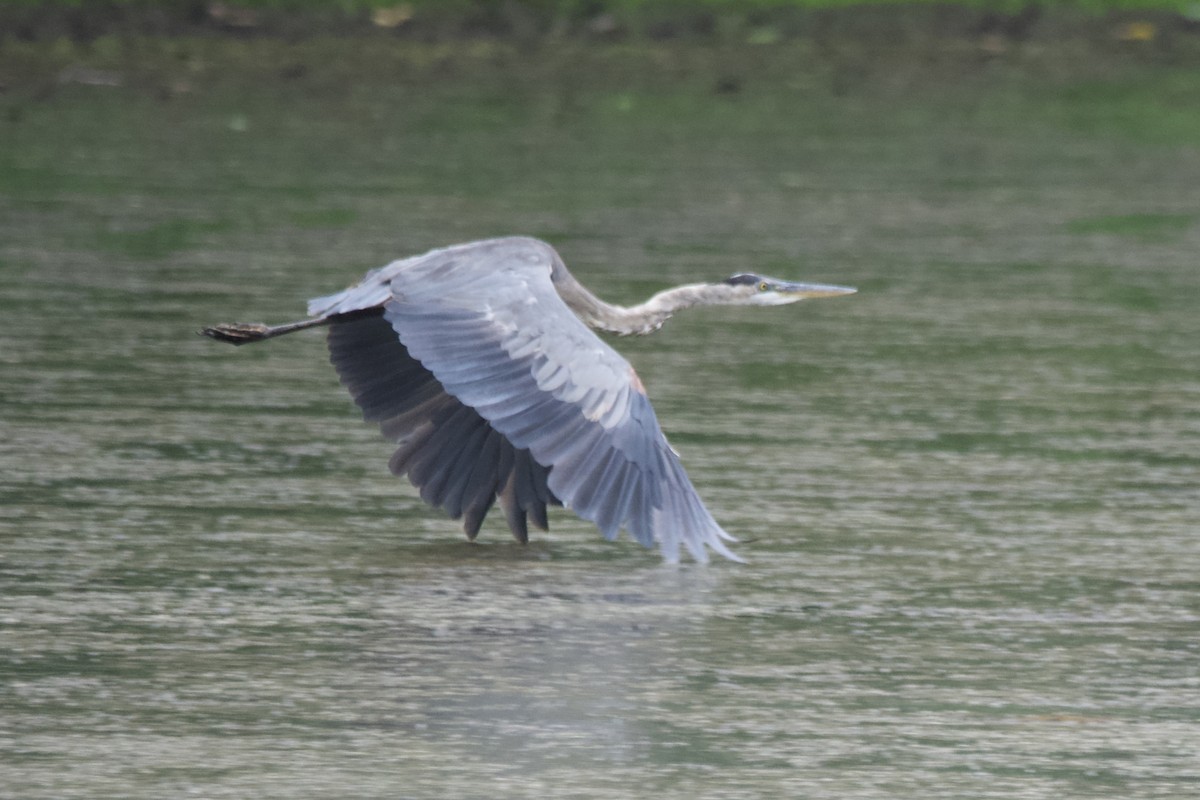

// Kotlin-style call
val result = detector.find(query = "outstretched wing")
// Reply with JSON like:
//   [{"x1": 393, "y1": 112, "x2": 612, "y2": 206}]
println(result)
[{"x1": 310, "y1": 237, "x2": 739, "y2": 563}]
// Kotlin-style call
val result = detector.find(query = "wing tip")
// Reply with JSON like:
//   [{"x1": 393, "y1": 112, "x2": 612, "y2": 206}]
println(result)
[{"x1": 650, "y1": 525, "x2": 744, "y2": 565}]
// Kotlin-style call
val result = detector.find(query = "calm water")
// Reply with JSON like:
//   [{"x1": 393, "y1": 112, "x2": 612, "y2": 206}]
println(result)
[{"x1": 2, "y1": 38, "x2": 1199, "y2": 799}]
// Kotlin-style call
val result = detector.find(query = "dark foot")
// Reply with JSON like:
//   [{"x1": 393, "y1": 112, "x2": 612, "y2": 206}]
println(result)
[{"x1": 199, "y1": 322, "x2": 273, "y2": 345}]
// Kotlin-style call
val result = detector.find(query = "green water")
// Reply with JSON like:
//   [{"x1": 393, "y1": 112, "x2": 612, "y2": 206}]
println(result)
[{"x1": 2, "y1": 38, "x2": 1199, "y2": 799}]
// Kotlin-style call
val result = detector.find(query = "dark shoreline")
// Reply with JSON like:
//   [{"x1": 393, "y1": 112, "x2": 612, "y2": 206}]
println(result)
[{"x1": 3, "y1": 1, "x2": 1198, "y2": 50}]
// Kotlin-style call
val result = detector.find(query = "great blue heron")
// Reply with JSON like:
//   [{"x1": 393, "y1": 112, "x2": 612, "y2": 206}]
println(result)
[{"x1": 202, "y1": 237, "x2": 855, "y2": 562}]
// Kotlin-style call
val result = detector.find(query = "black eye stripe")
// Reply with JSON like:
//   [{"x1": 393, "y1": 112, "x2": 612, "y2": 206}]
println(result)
[{"x1": 724, "y1": 273, "x2": 760, "y2": 286}]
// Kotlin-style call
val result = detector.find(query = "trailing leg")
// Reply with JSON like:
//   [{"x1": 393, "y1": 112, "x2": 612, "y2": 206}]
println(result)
[{"x1": 200, "y1": 317, "x2": 331, "y2": 345}]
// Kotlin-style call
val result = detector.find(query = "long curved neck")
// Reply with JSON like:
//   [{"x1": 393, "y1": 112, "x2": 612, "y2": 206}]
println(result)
[{"x1": 557, "y1": 278, "x2": 711, "y2": 336}]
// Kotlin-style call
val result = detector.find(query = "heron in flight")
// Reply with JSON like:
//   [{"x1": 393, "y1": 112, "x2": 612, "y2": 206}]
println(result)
[{"x1": 202, "y1": 237, "x2": 855, "y2": 562}]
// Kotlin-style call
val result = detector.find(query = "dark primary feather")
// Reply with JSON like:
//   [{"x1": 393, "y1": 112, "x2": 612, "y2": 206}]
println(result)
[{"x1": 326, "y1": 312, "x2": 559, "y2": 542}]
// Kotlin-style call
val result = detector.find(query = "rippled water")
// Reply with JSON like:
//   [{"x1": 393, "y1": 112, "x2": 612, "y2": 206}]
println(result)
[{"x1": 3, "y1": 39, "x2": 1199, "y2": 799}]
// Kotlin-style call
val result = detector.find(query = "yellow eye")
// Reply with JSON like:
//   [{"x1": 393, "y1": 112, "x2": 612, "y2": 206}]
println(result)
[{"x1": 758, "y1": 282, "x2": 769, "y2": 292}]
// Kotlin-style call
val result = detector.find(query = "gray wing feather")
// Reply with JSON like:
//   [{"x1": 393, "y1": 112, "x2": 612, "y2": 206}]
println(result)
[{"x1": 335, "y1": 236, "x2": 738, "y2": 563}]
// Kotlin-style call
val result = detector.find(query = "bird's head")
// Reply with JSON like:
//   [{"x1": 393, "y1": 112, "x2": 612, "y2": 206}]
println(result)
[{"x1": 721, "y1": 273, "x2": 857, "y2": 306}]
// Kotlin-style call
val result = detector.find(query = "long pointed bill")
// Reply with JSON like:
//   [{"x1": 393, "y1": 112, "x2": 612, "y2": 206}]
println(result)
[{"x1": 778, "y1": 281, "x2": 857, "y2": 299}]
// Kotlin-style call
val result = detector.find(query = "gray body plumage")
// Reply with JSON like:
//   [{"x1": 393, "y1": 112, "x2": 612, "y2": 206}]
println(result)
[{"x1": 204, "y1": 236, "x2": 856, "y2": 562}]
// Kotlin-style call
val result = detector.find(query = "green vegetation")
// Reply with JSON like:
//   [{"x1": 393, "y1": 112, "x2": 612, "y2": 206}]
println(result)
[
  {"x1": 2, "y1": 0, "x2": 1195, "y2": 10},
  {"x1": 3, "y1": 0, "x2": 1199, "y2": 44}
]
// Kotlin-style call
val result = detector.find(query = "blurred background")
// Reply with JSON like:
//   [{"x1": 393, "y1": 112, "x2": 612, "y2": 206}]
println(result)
[{"x1": 2, "y1": 2, "x2": 1198, "y2": 798}]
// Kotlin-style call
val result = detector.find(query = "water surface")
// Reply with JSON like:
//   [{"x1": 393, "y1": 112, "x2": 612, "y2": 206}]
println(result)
[{"x1": 2, "y1": 38, "x2": 1199, "y2": 799}]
